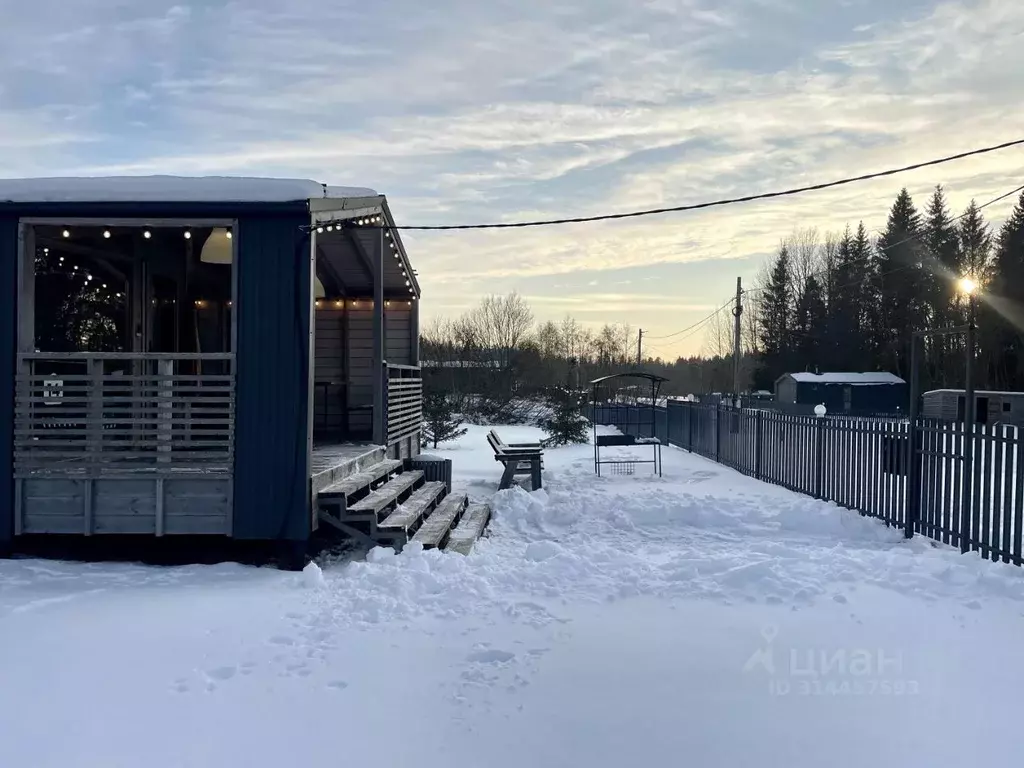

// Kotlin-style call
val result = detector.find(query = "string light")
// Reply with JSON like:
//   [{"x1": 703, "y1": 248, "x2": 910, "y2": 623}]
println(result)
[
  {"x1": 226, "y1": 231, "x2": 232, "y2": 240},
  {"x1": 62, "y1": 230, "x2": 70, "y2": 238},
  {"x1": 316, "y1": 226, "x2": 324, "y2": 234},
  {"x1": 333, "y1": 299, "x2": 343, "y2": 308},
  {"x1": 43, "y1": 247, "x2": 49, "y2": 254},
  {"x1": 184, "y1": 231, "x2": 192, "y2": 240},
  {"x1": 314, "y1": 300, "x2": 323, "y2": 309},
  {"x1": 326, "y1": 225, "x2": 334, "y2": 232},
  {"x1": 103, "y1": 230, "x2": 111, "y2": 239},
  {"x1": 143, "y1": 230, "x2": 152, "y2": 239},
  {"x1": 194, "y1": 299, "x2": 207, "y2": 308}
]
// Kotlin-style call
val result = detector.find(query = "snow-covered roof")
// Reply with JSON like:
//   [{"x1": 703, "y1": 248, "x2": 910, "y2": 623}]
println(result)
[
  {"x1": 0, "y1": 176, "x2": 378, "y2": 204},
  {"x1": 924, "y1": 389, "x2": 1024, "y2": 397},
  {"x1": 785, "y1": 372, "x2": 905, "y2": 385}
]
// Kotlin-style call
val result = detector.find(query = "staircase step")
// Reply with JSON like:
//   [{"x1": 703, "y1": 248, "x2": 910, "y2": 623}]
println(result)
[
  {"x1": 444, "y1": 504, "x2": 491, "y2": 555},
  {"x1": 348, "y1": 471, "x2": 424, "y2": 515},
  {"x1": 379, "y1": 482, "x2": 446, "y2": 533},
  {"x1": 319, "y1": 459, "x2": 404, "y2": 502},
  {"x1": 412, "y1": 493, "x2": 467, "y2": 549}
]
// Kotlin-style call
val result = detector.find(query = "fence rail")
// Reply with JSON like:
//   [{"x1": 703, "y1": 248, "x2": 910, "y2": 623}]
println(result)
[
  {"x1": 15, "y1": 352, "x2": 235, "y2": 475},
  {"x1": 590, "y1": 401, "x2": 1023, "y2": 565}
]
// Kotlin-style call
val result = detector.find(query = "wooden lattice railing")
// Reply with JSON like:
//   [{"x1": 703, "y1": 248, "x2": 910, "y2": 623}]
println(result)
[
  {"x1": 14, "y1": 352, "x2": 235, "y2": 475},
  {"x1": 385, "y1": 364, "x2": 422, "y2": 445}
]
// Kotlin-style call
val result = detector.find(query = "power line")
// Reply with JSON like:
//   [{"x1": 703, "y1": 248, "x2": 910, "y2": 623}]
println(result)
[
  {"x1": 645, "y1": 297, "x2": 735, "y2": 341},
  {"x1": 389, "y1": 139, "x2": 1024, "y2": 231}
]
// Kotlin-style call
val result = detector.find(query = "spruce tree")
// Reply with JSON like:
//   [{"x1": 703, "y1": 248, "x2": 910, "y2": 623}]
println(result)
[
  {"x1": 792, "y1": 274, "x2": 826, "y2": 370},
  {"x1": 986, "y1": 192, "x2": 1024, "y2": 389},
  {"x1": 422, "y1": 389, "x2": 468, "y2": 448},
  {"x1": 874, "y1": 189, "x2": 925, "y2": 378},
  {"x1": 540, "y1": 386, "x2": 589, "y2": 447},
  {"x1": 756, "y1": 244, "x2": 793, "y2": 384},
  {"x1": 922, "y1": 186, "x2": 960, "y2": 384}
]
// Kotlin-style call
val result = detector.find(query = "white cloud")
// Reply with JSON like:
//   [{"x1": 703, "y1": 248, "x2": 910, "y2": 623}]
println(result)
[{"x1": 1, "y1": 0, "x2": 1022, "y2": 356}]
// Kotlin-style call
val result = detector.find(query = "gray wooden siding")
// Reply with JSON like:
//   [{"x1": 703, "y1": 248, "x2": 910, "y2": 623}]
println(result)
[
  {"x1": 18, "y1": 477, "x2": 230, "y2": 535},
  {"x1": 0, "y1": 216, "x2": 15, "y2": 546},
  {"x1": 314, "y1": 308, "x2": 346, "y2": 433},
  {"x1": 386, "y1": 307, "x2": 413, "y2": 365}
]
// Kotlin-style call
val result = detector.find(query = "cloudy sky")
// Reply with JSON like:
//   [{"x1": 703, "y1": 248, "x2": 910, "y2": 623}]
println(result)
[{"x1": 2, "y1": 0, "x2": 1022, "y2": 357}]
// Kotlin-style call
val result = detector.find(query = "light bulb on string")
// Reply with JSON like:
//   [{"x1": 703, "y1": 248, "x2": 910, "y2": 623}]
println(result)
[
  {"x1": 62, "y1": 229, "x2": 70, "y2": 238},
  {"x1": 226, "y1": 231, "x2": 232, "y2": 240},
  {"x1": 316, "y1": 226, "x2": 324, "y2": 234},
  {"x1": 184, "y1": 231, "x2": 192, "y2": 240},
  {"x1": 103, "y1": 231, "x2": 111, "y2": 239},
  {"x1": 326, "y1": 225, "x2": 334, "y2": 232},
  {"x1": 143, "y1": 230, "x2": 152, "y2": 239}
]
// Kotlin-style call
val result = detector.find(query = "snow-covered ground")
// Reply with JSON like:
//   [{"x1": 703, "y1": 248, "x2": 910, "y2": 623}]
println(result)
[{"x1": 3, "y1": 424, "x2": 1024, "y2": 767}]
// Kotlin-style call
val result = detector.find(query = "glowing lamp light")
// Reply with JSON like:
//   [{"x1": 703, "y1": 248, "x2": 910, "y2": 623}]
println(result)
[
  {"x1": 814, "y1": 404, "x2": 827, "y2": 417},
  {"x1": 316, "y1": 226, "x2": 324, "y2": 234},
  {"x1": 62, "y1": 229, "x2": 70, "y2": 238},
  {"x1": 143, "y1": 230, "x2": 152, "y2": 239},
  {"x1": 226, "y1": 230, "x2": 232, "y2": 240},
  {"x1": 103, "y1": 231, "x2": 111, "y2": 239},
  {"x1": 326, "y1": 225, "x2": 334, "y2": 232},
  {"x1": 958, "y1": 276, "x2": 978, "y2": 296},
  {"x1": 333, "y1": 300, "x2": 344, "y2": 309},
  {"x1": 184, "y1": 231, "x2": 192, "y2": 240}
]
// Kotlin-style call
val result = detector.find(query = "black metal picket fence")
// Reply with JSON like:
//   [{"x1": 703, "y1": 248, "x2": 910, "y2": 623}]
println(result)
[{"x1": 590, "y1": 401, "x2": 1024, "y2": 565}]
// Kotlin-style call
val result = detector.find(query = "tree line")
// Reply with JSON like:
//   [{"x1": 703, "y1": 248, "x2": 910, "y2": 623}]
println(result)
[
  {"x1": 746, "y1": 188, "x2": 1024, "y2": 393},
  {"x1": 420, "y1": 294, "x2": 739, "y2": 418}
]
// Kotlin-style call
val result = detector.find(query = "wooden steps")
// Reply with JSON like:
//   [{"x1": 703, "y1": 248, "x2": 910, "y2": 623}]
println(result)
[
  {"x1": 412, "y1": 493, "x2": 467, "y2": 549},
  {"x1": 378, "y1": 481, "x2": 446, "y2": 539},
  {"x1": 444, "y1": 504, "x2": 491, "y2": 555},
  {"x1": 319, "y1": 459, "x2": 404, "y2": 503},
  {"x1": 347, "y1": 471, "x2": 424, "y2": 517}
]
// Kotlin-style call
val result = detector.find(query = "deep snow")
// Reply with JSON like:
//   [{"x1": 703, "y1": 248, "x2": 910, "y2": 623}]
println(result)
[{"x1": 2, "y1": 424, "x2": 1024, "y2": 767}]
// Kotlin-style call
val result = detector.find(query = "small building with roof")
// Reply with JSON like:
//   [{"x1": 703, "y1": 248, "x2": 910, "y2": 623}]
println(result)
[
  {"x1": 775, "y1": 371, "x2": 907, "y2": 415},
  {"x1": 922, "y1": 389, "x2": 1024, "y2": 426},
  {"x1": 0, "y1": 176, "x2": 458, "y2": 560}
]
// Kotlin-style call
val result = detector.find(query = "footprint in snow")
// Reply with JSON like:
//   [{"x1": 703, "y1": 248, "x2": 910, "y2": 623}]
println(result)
[
  {"x1": 326, "y1": 680, "x2": 349, "y2": 691},
  {"x1": 240, "y1": 661, "x2": 257, "y2": 676},
  {"x1": 833, "y1": 594, "x2": 848, "y2": 604},
  {"x1": 171, "y1": 678, "x2": 190, "y2": 693},
  {"x1": 269, "y1": 635, "x2": 296, "y2": 646},
  {"x1": 206, "y1": 666, "x2": 237, "y2": 682},
  {"x1": 965, "y1": 600, "x2": 982, "y2": 610},
  {"x1": 466, "y1": 649, "x2": 516, "y2": 664}
]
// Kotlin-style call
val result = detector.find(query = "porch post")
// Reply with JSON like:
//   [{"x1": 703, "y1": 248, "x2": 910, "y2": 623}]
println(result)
[{"x1": 372, "y1": 226, "x2": 386, "y2": 446}]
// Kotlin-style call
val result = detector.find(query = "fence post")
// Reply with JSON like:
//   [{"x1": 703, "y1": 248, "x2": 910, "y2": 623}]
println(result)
[
  {"x1": 755, "y1": 410, "x2": 763, "y2": 480},
  {"x1": 906, "y1": 334, "x2": 922, "y2": 540},
  {"x1": 715, "y1": 405, "x2": 721, "y2": 463},
  {"x1": 814, "y1": 416, "x2": 825, "y2": 499},
  {"x1": 687, "y1": 403, "x2": 694, "y2": 453}
]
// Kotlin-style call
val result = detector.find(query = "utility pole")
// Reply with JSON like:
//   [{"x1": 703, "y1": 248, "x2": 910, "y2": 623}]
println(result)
[
  {"x1": 637, "y1": 328, "x2": 644, "y2": 367},
  {"x1": 732, "y1": 277, "x2": 743, "y2": 402}
]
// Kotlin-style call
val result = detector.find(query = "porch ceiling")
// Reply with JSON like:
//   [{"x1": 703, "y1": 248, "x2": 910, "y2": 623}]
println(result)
[
  {"x1": 316, "y1": 231, "x2": 413, "y2": 299},
  {"x1": 312, "y1": 196, "x2": 418, "y2": 300}
]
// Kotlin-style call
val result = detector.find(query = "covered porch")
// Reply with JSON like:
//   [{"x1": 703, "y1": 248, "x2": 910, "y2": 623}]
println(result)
[{"x1": 0, "y1": 179, "x2": 424, "y2": 544}]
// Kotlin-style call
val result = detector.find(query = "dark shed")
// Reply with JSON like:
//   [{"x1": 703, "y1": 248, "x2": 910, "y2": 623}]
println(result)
[{"x1": 775, "y1": 372, "x2": 907, "y2": 415}]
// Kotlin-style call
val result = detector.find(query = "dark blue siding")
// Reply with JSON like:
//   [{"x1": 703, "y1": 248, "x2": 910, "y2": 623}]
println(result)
[
  {"x1": 232, "y1": 213, "x2": 313, "y2": 540},
  {"x1": 0, "y1": 216, "x2": 17, "y2": 546}
]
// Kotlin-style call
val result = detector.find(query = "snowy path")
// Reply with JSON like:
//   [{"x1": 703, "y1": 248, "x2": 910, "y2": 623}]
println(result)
[{"x1": 3, "y1": 424, "x2": 1024, "y2": 767}]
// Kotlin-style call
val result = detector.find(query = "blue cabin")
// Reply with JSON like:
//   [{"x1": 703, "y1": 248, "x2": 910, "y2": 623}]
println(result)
[{"x1": 0, "y1": 176, "x2": 429, "y2": 554}]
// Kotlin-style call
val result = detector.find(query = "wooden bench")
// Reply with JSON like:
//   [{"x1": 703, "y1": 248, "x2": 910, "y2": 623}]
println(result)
[{"x1": 487, "y1": 429, "x2": 544, "y2": 491}]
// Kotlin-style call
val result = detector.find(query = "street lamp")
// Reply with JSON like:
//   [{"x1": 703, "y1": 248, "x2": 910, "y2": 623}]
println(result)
[{"x1": 906, "y1": 274, "x2": 979, "y2": 549}]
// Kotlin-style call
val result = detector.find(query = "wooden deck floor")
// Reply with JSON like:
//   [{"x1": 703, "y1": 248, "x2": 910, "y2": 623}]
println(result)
[{"x1": 310, "y1": 442, "x2": 384, "y2": 494}]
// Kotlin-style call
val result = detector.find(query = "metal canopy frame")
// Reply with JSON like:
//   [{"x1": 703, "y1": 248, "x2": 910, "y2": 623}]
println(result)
[{"x1": 590, "y1": 372, "x2": 668, "y2": 477}]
